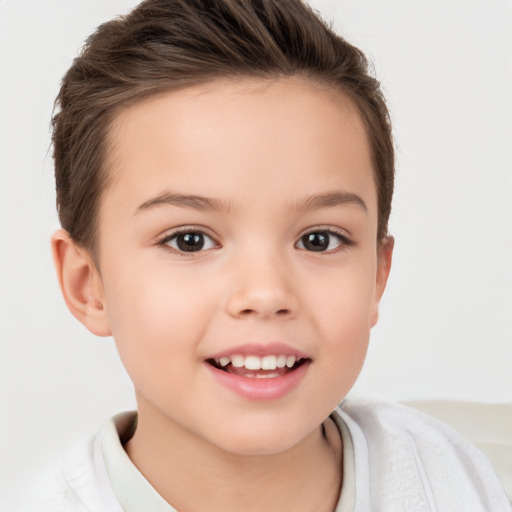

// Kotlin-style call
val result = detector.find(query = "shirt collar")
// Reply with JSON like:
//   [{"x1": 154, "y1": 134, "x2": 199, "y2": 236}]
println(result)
[
  {"x1": 101, "y1": 411, "x2": 176, "y2": 512},
  {"x1": 101, "y1": 410, "x2": 355, "y2": 512}
]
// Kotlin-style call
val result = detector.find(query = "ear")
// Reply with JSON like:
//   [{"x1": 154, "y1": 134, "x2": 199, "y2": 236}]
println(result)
[
  {"x1": 51, "y1": 229, "x2": 111, "y2": 337},
  {"x1": 370, "y1": 235, "x2": 394, "y2": 327}
]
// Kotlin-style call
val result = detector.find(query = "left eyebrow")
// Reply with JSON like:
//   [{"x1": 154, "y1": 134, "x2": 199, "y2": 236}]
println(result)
[
  {"x1": 296, "y1": 191, "x2": 368, "y2": 213},
  {"x1": 135, "y1": 191, "x2": 231, "y2": 215}
]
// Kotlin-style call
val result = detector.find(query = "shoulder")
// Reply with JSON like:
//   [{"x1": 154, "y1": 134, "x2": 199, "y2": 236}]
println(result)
[
  {"x1": 5, "y1": 430, "x2": 123, "y2": 512},
  {"x1": 335, "y1": 395, "x2": 511, "y2": 512}
]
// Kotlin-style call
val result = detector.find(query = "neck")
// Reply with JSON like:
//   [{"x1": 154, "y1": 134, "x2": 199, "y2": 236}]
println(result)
[{"x1": 125, "y1": 399, "x2": 342, "y2": 512}]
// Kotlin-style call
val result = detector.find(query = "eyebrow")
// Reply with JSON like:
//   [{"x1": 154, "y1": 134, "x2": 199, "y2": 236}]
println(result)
[
  {"x1": 296, "y1": 191, "x2": 368, "y2": 213},
  {"x1": 135, "y1": 190, "x2": 367, "y2": 215},
  {"x1": 135, "y1": 192, "x2": 231, "y2": 215}
]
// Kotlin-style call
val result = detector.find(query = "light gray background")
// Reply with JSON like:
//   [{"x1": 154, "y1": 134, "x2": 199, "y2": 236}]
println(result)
[{"x1": 1, "y1": 0, "x2": 511, "y2": 497}]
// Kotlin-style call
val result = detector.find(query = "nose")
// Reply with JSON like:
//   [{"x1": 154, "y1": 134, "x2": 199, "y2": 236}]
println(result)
[{"x1": 225, "y1": 254, "x2": 299, "y2": 320}]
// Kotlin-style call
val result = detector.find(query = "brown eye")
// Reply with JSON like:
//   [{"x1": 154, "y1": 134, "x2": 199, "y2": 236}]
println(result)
[
  {"x1": 296, "y1": 230, "x2": 351, "y2": 252},
  {"x1": 165, "y1": 231, "x2": 216, "y2": 252},
  {"x1": 300, "y1": 232, "x2": 330, "y2": 251}
]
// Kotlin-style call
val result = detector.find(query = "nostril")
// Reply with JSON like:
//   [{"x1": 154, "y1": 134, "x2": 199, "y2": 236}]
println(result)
[{"x1": 238, "y1": 308, "x2": 290, "y2": 317}]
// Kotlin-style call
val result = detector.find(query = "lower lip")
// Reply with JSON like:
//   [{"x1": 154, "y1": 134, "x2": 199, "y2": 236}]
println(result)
[{"x1": 205, "y1": 361, "x2": 310, "y2": 401}]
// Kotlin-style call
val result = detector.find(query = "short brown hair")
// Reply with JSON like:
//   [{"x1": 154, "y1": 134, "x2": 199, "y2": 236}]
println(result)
[{"x1": 52, "y1": 0, "x2": 394, "y2": 252}]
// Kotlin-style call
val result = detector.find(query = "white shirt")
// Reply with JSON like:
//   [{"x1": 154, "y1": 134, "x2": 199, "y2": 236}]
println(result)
[{"x1": 8, "y1": 397, "x2": 511, "y2": 512}]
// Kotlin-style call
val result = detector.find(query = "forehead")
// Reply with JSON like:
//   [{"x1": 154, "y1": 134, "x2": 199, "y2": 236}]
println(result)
[{"x1": 103, "y1": 77, "x2": 376, "y2": 217}]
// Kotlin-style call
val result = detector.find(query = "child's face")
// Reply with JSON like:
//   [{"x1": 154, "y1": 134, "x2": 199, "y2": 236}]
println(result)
[{"x1": 89, "y1": 78, "x2": 392, "y2": 454}]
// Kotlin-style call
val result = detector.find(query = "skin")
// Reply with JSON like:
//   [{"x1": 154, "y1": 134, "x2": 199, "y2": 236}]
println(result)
[{"x1": 52, "y1": 77, "x2": 393, "y2": 511}]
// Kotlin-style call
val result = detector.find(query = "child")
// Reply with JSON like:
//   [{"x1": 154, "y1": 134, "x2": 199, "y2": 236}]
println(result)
[{"x1": 16, "y1": 0, "x2": 510, "y2": 510}]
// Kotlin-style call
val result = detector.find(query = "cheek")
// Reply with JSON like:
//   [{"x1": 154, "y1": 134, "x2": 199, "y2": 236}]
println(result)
[
  {"x1": 105, "y1": 259, "x2": 205, "y2": 334},
  {"x1": 102, "y1": 266, "x2": 214, "y2": 385},
  {"x1": 319, "y1": 296, "x2": 371, "y2": 374},
  {"x1": 305, "y1": 262, "x2": 376, "y2": 379},
  {"x1": 308, "y1": 258, "x2": 377, "y2": 332}
]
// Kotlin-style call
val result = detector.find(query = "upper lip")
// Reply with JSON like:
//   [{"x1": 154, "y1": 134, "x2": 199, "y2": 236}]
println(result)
[{"x1": 207, "y1": 342, "x2": 310, "y2": 360}]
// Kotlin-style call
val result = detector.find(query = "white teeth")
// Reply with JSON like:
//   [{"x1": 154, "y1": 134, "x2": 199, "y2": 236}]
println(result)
[
  {"x1": 219, "y1": 356, "x2": 230, "y2": 367},
  {"x1": 261, "y1": 355, "x2": 277, "y2": 370},
  {"x1": 255, "y1": 372, "x2": 280, "y2": 378},
  {"x1": 215, "y1": 354, "x2": 302, "y2": 371},
  {"x1": 244, "y1": 355, "x2": 261, "y2": 370},
  {"x1": 231, "y1": 355, "x2": 244, "y2": 368},
  {"x1": 276, "y1": 356, "x2": 286, "y2": 368},
  {"x1": 276, "y1": 355, "x2": 287, "y2": 368}
]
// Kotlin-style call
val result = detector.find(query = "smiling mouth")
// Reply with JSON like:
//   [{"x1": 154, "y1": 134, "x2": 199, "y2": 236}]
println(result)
[{"x1": 206, "y1": 354, "x2": 309, "y2": 379}]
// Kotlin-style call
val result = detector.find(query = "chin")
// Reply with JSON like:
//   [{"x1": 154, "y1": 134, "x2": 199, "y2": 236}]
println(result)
[{"x1": 208, "y1": 422, "x2": 317, "y2": 457}]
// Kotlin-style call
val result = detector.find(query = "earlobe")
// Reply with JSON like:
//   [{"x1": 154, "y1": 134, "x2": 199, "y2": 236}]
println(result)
[
  {"x1": 51, "y1": 229, "x2": 111, "y2": 337},
  {"x1": 370, "y1": 235, "x2": 394, "y2": 327}
]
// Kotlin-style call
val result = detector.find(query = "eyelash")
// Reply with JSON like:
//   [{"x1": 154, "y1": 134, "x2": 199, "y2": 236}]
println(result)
[
  {"x1": 156, "y1": 227, "x2": 355, "y2": 255},
  {"x1": 157, "y1": 227, "x2": 219, "y2": 255},
  {"x1": 296, "y1": 228, "x2": 355, "y2": 254}
]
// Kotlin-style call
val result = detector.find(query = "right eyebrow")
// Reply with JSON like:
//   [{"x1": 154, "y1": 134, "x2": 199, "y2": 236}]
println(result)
[
  {"x1": 296, "y1": 191, "x2": 368, "y2": 213},
  {"x1": 135, "y1": 192, "x2": 231, "y2": 215}
]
